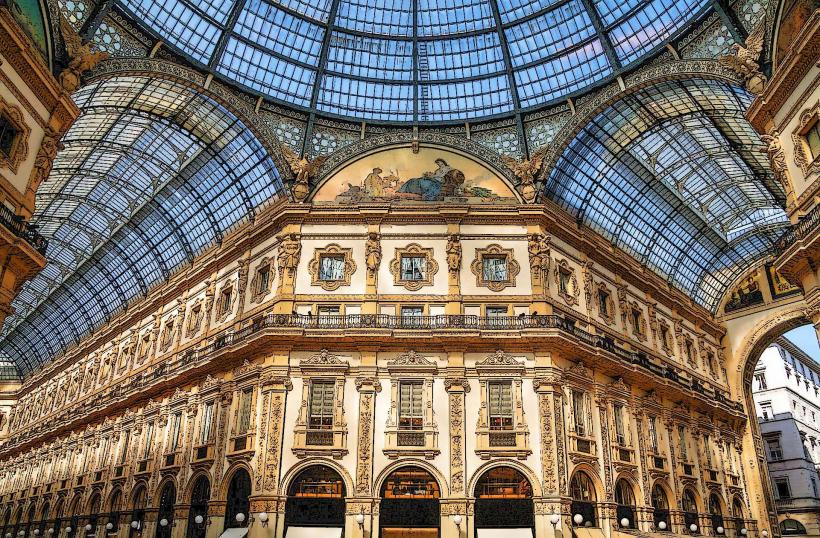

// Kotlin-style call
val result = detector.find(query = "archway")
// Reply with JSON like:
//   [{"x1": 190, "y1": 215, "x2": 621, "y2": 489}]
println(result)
[
  {"x1": 651, "y1": 482, "x2": 671, "y2": 530},
  {"x1": 779, "y1": 519, "x2": 807, "y2": 535},
  {"x1": 130, "y1": 485, "x2": 147, "y2": 537},
  {"x1": 474, "y1": 466, "x2": 534, "y2": 536},
  {"x1": 86, "y1": 493, "x2": 102, "y2": 538},
  {"x1": 186, "y1": 476, "x2": 210, "y2": 538},
  {"x1": 24, "y1": 503, "x2": 35, "y2": 538},
  {"x1": 38, "y1": 502, "x2": 50, "y2": 537},
  {"x1": 224, "y1": 469, "x2": 251, "y2": 530},
  {"x1": 614, "y1": 479, "x2": 637, "y2": 530},
  {"x1": 51, "y1": 498, "x2": 64, "y2": 536},
  {"x1": 2, "y1": 506, "x2": 12, "y2": 538},
  {"x1": 66, "y1": 496, "x2": 81, "y2": 538},
  {"x1": 107, "y1": 489, "x2": 122, "y2": 535},
  {"x1": 569, "y1": 471, "x2": 598, "y2": 527},
  {"x1": 155, "y1": 482, "x2": 176, "y2": 538},
  {"x1": 731, "y1": 497, "x2": 746, "y2": 534},
  {"x1": 709, "y1": 493, "x2": 725, "y2": 534},
  {"x1": 379, "y1": 466, "x2": 441, "y2": 538},
  {"x1": 284, "y1": 464, "x2": 346, "y2": 537},
  {"x1": 682, "y1": 489, "x2": 701, "y2": 534}
]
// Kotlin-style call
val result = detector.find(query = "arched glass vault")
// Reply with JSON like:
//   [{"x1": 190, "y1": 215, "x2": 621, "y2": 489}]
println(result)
[
  {"x1": 0, "y1": 75, "x2": 285, "y2": 374},
  {"x1": 114, "y1": 0, "x2": 712, "y2": 122},
  {"x1": 545, "y1": 78, "x2": 788, "y2": 311}
]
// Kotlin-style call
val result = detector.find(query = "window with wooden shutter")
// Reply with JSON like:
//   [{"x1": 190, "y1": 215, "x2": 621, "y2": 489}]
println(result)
[
  {"x1": 200, "y1": 402, "x2": 214, "y2": 444},
  {"x1": 488, "y1": 381, "x2": 513, "y2": 430},
  {"x1": 572, "y1": 390, "x2": 587, "y2": 436},
  {"x1": 399, "y1": 381, "x2": 423, "y2": 430},
  {"x1": 613, "y1": 404, "x2": 625, "y2": 444},
  {"x1": 309, "y1": 381, "x2": 335, "y2": 430},
  {"x1": 237, "y1": 389, "x2": 253, "y2": 434},
  {"x1": 170, "y1": 412, "x2": 182, "y2": 451}
]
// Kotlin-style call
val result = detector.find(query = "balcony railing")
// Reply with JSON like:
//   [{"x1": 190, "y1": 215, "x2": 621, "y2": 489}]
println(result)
[
  {"x1": 0, "y1": 204, "x2": 47, "y2": 255},
  {"x1": 776, "y1": 203, "x2": 820, "y2": 253}
]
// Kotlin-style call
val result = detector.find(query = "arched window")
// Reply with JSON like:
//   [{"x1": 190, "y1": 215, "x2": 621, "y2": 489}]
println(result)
[
  {"x1": 474, "y1": 467, "x2": 534, "y2": 532},
  {"x1": 130, "y1": 486, "x2": 147, "y2": 538},
  {"x1": 39, "y1": 502, "x2": 51, "y2": 536},
  {"x1": 108, "y1": 490, "x2": 122, "y2": 534},
  {"x1": 155, "y1": 482, "x2": 176, "y2": 538},
  {"x1": 285, "y1": 465, "x2": 346, "y2": 534},
  {"x1": 87, "y1": 494, "x2": 102, "y2": 536},
  {"x1": 25, "y1": 503, "x2": 36, "y2": 536},
  {"x1": 52, "y1": 499, "x2": 64, "y2": 536},
  {"x1": 682, "y1": 489, "x2": 699, "y2": 533},
  {"x1": 380, "y1": 467, "x2": 440, "y2": 536},
  {"x1": 186, "y1": 477, "x2": 210, "y2": 538},
  {"x1": 651, "y1": 484, "x2": 670, "y2": 529},
  {"x1": 780, "y1": 519, "x2": 807, "y2": 535},
  {"x1": 224, "y1": 470, "x2": 251, "y2": 530},
  {"x1": 615, "y1": 479, "x2": 636, "y2": 529},
  {"x1": 570, "y1": 472, "x2": 597, "y2": 527},
  {"x1": 709, "y1": 494, "x2": 725, "y2": 533}
]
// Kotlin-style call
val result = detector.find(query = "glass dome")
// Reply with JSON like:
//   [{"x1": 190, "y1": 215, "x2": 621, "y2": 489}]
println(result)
[{"x1": 118, "y1": 0, "x2": 710, "y2": 122}]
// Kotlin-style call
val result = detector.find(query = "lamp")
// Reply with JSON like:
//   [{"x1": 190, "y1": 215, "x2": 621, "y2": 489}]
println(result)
[
  {"x1": 65, "y1": 527, "x2": 72, "y2": 534},
  {"x1": 717, "y1": 527, "x2": 724, "y2": 534},
  {"x1": 193, "y1": 516, "x2": 203, "y2": 526},
  {"x1": 18, "y1": 531, "x2": 24, "y2": 537},
  {"x1": 452, "y1": 515, "x2": 462, "y2": 528},
  {"x1": 258, "y1": 512, "x2": 268, "y2": 528},
  {"x1": 355, "y1": 509, "x2": 365, "y2": 529},
  {"x1": 762, "y1": 531, "x2": 769, "y2": 538},
  {"x1": 235, "y1": 513, "x2": 245, "y2": 524},
  {"x1": 84, "y1": 525, "x2": 91, "y2": 532},
  {"x1": 34, "y1": 530, "x2": 40, "y2": 536},
  {"x1": 105, "y1": 524, "x2": 113, "y2": 531},
  {"x1": 49, "y1": 529, "x2": 55, "y2": 535},
  {"x1": 740, "y1": 529, "x2": 748, "y2": 536},
  {"x1": 621, "y1": 518, "x2": 630, "y2": 528},
  {"x1": 550, "y1": 514, "x2": 561, "y2": 527},
  {"x1": 573, "y1": 514, "x2": 584, "y2": 525},
  {"x1": 129, "y1": 522, "x2": 139, "y2": 530},
  {"x1": 658, "y1": 521, "x2": 668, "y2": 531},
  {"x1": 690, "y1": 524, "x2": 698, "y2": 533},
  {"x1": 158, "y1": 520, "x2": 168, "y2": 528},
  {"x1": 5, "y1": 532, "x2": 10, "y2": 538}
]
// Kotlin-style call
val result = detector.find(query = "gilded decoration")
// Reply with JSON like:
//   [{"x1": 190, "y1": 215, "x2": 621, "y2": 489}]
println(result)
[
  {"x1": 280, "y1": 143, "x2": 327, "y2": 202},
  {"x1": 58, "y1": 16, "x2": 109, "y2": 93},
  {"x1": 471, "y1": 244, "x2": 520, "y2": 292},
  {"x1": 791, "y1": 103, "x2": 820, "y2": 177},
  {"x1": 554, "y1": 258, "x2": 580, "y2": 306},
  {"x1": 250, "y1": 257, "x2": 274, "y2": 303},
  {"x1": 0, "y1": 97, "x2": 30, "y2": 173},
  {"x1": 307, "y1": 244, "x2": 357, "y2": 291},
  {"x1": 389, "y1": 243, "x2": 439, "y2": 291},
  {"x1": 500, "y1": 147, "x2": 547, "y2": 203},
  {"x1": 365, "y1": 232, "x2": 381, "y2": 280}
]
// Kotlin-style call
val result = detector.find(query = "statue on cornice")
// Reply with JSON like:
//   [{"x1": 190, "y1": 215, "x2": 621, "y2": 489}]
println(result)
[
  {"x1": 718, "y1": 22, "x2": 768, "y2": 94},
  {"x1": 761, "y1": 131, "x2": 792, "y2": 194},
  {"x1": 281, "y1": 144, "x2": 327, "y2": 202},
  {"x1": 58, "y1": 17, "x2": 109, "y2": 93},
  {"x1": 501, "y1": 148, "x2": 547, "y2": 203}
]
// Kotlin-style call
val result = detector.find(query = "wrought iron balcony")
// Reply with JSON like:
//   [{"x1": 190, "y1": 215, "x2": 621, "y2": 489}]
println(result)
[{"x1": 0, "y1": 204, "x2": 47, "y2": 255}]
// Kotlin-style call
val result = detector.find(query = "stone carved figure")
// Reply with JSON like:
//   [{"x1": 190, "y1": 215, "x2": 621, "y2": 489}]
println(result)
[
  {"x1": 30, "y1": 127, "x2": 63, "y2": 193},
  {"x1": 528, "y1": 233, "x2": 551, "y2": 286},
  {"x1": 281, "y1": 144, "x2": 327, "y2": 202},
  {"x1": 761, "y1": 131, "x2": 792, "y2": 194},
  {"x1": 58, "y1": 17, "x2": 109, "y2": 93},
  {"x1": 501, "y1": 148, "x2": 546, "y2": 203},
  {"x1": 718, "y1": 22, "x2": 767, "y2": 94},
  {"x1": 365, "y1": 232, "x2": 382, "y2": 278},
  {"x1": 446, "y1": 234, "x2": 461, "y2": 274},
  {"x1": 277, "y1": 233, "x2": 301, "y2": 277}
]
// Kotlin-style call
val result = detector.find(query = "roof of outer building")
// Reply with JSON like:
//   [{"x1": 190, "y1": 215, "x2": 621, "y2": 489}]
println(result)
[{"x1": 0, "y1": 0, "x2": 791, "y2": 376}]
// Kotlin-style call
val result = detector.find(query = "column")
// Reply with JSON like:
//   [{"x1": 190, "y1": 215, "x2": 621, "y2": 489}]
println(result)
[
  {"x1": 350, "y1": 374, "x2": 380, "y2": 537},
  {"x1": 444, "y1": 356, "x2": 469, "y2": 538},
  {"x1": 533, "y1": 367, "x2": 568, "y2": 538}
]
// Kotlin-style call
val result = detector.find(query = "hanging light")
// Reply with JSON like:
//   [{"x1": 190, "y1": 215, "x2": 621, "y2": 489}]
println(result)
[
  {"x1": 65, "y1": 527, "x2": 72, "y2": 534},
  {"x1": 129, "y1": 522, "x2": 138, "y2": 530},
  {"x1": 717, "y1": 527, "x2": 724, "y2": 534},
  {"x1": 34, "y1": 530, "x2": 40, "y2": 536},
  {"x1": 105, "y1": 524, "x2": 113, "y2": 531},
  {"x1": 573, "y1": 514, "x2": 584, "y2": 525},
  {"x1": 158, "y1": 520, "x2": 167, "y2": 528},
  {"x1": 193, "y1": 516, "x2": 203, "y2": 526},
  {"x1": 658, "y1": 521, "x2": 668, "y2": 531},
  {"x1": 740, "y1": 529, "x2": 748, "y2": 535},
  {"x1": 235, "y1": 514, "x2": 245, "y2": 524},
  {"x1": 621, "y1": 518, "x2": 630, "y2": 528},
  {"x1": 690, "y1": 524, "x2": 698, "y2": 532}
]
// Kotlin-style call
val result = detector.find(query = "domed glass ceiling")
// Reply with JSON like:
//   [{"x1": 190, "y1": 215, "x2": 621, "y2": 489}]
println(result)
[{"x1": 117, "y1": 0, "x2": 711, "y2": 121}]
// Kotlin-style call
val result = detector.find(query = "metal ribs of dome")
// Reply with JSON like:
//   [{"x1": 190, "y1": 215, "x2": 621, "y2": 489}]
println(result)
[{"x1": 114, "y1": 0, "x2": 713, "y2": 123}]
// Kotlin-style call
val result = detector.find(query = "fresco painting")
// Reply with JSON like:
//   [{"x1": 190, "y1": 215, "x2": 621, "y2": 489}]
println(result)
[
  {"x1": 8, "y1": 0, "x2": 49, "y2": 59},
  {"x1": 313, "y1": 147, "x2": 518, "y2": 204}
]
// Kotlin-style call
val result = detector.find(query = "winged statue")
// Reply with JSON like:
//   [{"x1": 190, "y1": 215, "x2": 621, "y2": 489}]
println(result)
[
  {"x1": 719, "y1": 22, "x2": 767, "y2": 94},
  {"x1": 58, "y1": 17, "x2": 109, "y2": 93},
  {"x1": 501, "y1": 148, "x2": 547, "y2": 203},
  {"x1": 281, "y1": 144, "x2": 328, "y2": 202}
]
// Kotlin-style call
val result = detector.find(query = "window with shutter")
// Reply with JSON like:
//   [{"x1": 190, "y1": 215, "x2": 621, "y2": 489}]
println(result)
[
  {"x1": 237, "y1": 389, "x2": 253, "y2": 434},
  {"x1": 613, "y1": 404, "x2": 625, "y2": 444},
  {"x1": 200, "y1": 402, "x2": 214, "y2": 444},
  {"x1": 488, "y1": 381, "x2": 513, "y2": 430},
  {"x1": 572, "y1": 390, "x2": 587, "y2": 436},
  {"x1": 309, "y1": 381, "x2": 335, "y2": 430},
  {"x1": 399, "y1": 381, "x2": 423, "y2": 430}
]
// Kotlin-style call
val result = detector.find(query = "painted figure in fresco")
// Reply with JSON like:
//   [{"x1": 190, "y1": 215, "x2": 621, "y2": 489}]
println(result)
[
  {"x1": 363, "y1": 168, "x2": 384, "y2": 196},
  {"x1": 398, "y1": 159, "x2": 455, "y2": 200}
]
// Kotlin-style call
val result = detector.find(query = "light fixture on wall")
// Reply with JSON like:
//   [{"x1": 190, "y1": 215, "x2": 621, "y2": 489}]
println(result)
[
  {"x1": 129, "y1": 521, "x2": 139, "y2": 531},
  {"x1": 762, "y1": 531, "x2": 769, "y2": 538},
  {"x1": 105, "y1": 523, "x2": 113, "y2": 531},
  {"x1": 573, "y1": 514, "x2": 584, "y2": 525},
  {"x1": 717, "y1": 526, "x2": 724, "y2": 534},
  {"x1": 740, "y1": 529, "x2": 748, "y2": 536},
  {"x1": 159, "y1": 519, "x2": 168, "y2": 528},
  {"x1": 84, "y1": 525, "x2": 92, "y2": 532},
  {"x1": 65, "y1": 527, "x2": 72, "y2": 534},
  {"x1": 48, "y1": 529, "x2": 55, "y2": 535},
  {"x1": 33, "y1": 529, "x2": 40, "y2": 536},
  {"x1": 690, "y1": 524, "x2": 698, "y2": 533},
  {"x1": 355, "y1": 508, "x2": 365, "y2": 529},
  {"x1": 452, "y1": 514, "x2": 462, "y2": 529},
  {"x1": 258, "y1": 512, "x2": 268, "y2": 528},
  {"x1": 235, "y1": 513, "x2": 246, "y2": 524},
  {"x1": 620, "y1": 518, "x2": 630, "y2": 528},
  {"x1": 658, "y1": 521, "x2": 667, "y2": 531}
]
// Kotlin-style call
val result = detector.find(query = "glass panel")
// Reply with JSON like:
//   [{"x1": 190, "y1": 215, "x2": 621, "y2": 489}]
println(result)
[
  {"x1": 400, "y1": 256, "x2": 426, "y2": 280},
  {"x1": 399, "y1": 381, "x2": 423, "y2": 430},
  {"x1": 483, "y1": 256, "x2": 508, "y2": 281},
  {"x1": 488, "y1": 381, "x2": 513, "y2": 430},
  {"x1": 309, "y1": 381, "x2": 335, "y2": 429},
  {"x1": 319, "y1": 256, "x2": 345, "y2": 280}
]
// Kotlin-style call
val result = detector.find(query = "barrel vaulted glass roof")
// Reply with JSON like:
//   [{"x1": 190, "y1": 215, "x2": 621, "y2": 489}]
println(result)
[
  {"x1": 114, "y1": 0, "x2": 712, "y2": 121},
  {"x1": 0, "y1": 75, "x2": 285, "y2": 374},
  {"x1": 546, "y1": 79, "x2": 788, "y2": 311}
]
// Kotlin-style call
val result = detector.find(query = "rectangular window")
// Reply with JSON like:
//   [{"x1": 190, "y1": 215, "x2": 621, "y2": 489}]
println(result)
[
  {"x1": 399, "y1": 381, "x2": 423, "y2": 430},
  {"x1": 488, "y1": 381, "x2": 513, "y2": 430},
  {"x1": 318, "y1": 305, "x2": 340, "y2": 317},
  {"x1": 704, "y1": 434, "x2": 713, "y2": 466},
  {"x1": 648, "y1": 416, "x2": 659, "y2": 452},
  {"x1": 571, "y1": 390, "x2": 586, "y2": 437},
  {"x1": 631, "y1": 309, "x2": 642, "y2": 334},
  {"x1": 805, "y1": 121, "x2": 820, "y2": 159},
  {"x1": 660, "y1": 325, "x2": 669, "y2": 348},
  {"x1": 0, "y1": 114, "x2": 19, "y2": 160},
  {"x1": 754, "y1": 372, "x2": 767, "y2": 390},
  {"x1": 200, "y1": 402, "x2": 214, "y2": 445},
  {"x1": 169, "y1": 412, "x2": 182, "y2": 451},
  {"x1": 401, "y1": 306, "x2": 424, "y2": 318},
  {"x1": 613, "y1": 404, "x2": 626, "y2": 445},
  {"x1": 761, "y1": 402, "x2": 773, "y2": 421},
  {"x1": 767, "y1": 438, "x2": 783, "y2": 461},
  {"x1": 598, "y1": 289, "x2": 609, "y2": 316},
  {"x1": 255, "y1": 266, "x2": 270, "y2": 294},
  {"x1": 775, "y1": 478, "x2": 792, "y2": 499},
  {"x1": 119, "y1": 431, "x2": 130, "y2": 464},
  {"x1": 309, "y1": 381, "x2": 335, "y2": 430},
  {"x1": 400, "y1": 256, "x2": 426, "y2": 281},
  {"x1": 143, "y1": 422, "x2": 155, "y2": 459},
  {"x1": 486, "y1": 306, "x2": 508, "y2": 317},
  {"x1": 237, "y1": 389, "x2": 253, "y2": 434},
  {"x1": 678, "y1": 425, "x2": 688, "y2": 460},
  {"x1": 319, "y1": 255, "x2": 345, "y2": 281},
  {"x1": 482, "y1": 256, "x2": 508, "y2": 282},
  {"x1": 559, "y1": 268, "x2": 571, "y2": 295}
]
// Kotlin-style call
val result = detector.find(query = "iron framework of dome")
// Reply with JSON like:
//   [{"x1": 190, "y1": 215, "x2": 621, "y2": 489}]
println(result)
[{"x1": 115, "y1": 0, "x2": 715, "y2": 122}]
